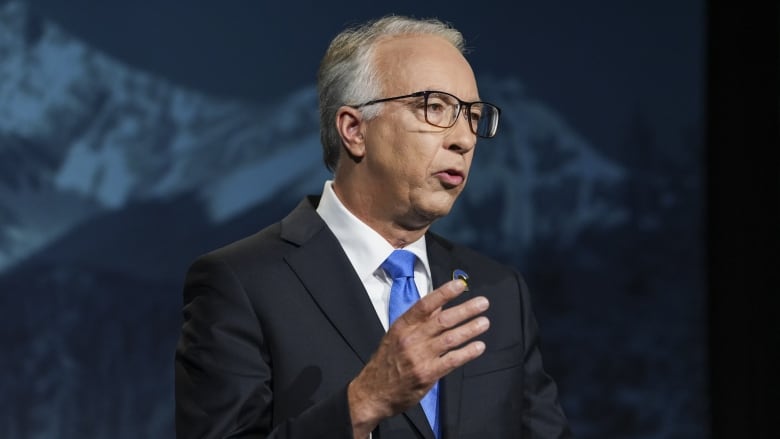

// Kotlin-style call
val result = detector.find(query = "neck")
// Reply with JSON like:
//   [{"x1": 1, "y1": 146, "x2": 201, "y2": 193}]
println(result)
[{"x1": 331, "y1": 178, "x2": 430, "y2": 249}]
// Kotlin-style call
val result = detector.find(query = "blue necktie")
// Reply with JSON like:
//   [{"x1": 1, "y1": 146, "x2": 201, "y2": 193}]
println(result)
[{"x1": 382, "y1": 249, "x2": 440, "y2": 438}]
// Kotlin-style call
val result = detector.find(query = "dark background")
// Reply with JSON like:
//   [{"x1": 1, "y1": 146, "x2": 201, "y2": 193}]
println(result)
[
  {"x1": 0, "y1": 0, "x2": 775, "y2": 437},
  {"x1": 707, "y1": 2, "x2": 779, "y2": 438}
]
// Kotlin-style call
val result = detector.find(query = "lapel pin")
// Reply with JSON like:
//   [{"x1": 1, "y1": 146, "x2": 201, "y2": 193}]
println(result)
[{"x1": 452, "y1": 269, "x2": 470, "y2": 291}]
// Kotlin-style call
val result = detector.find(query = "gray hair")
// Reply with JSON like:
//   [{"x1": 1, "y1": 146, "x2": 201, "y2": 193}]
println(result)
[{"x1": 317, "y1": 15, "x2": 466, "y2": 172}]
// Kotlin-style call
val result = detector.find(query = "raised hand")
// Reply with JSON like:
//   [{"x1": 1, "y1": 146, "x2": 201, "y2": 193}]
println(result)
[{"x1": 347, "y1": 279, "x2": 490, "y2": 437}]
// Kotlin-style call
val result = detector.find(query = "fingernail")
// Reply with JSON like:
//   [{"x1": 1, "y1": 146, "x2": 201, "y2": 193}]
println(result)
[
  {"x1": 475, "y1": 297, "x2": 489, "y2": 310},
  {"x1": 448, "y1": 279, "x2": 466, "y2": 292}
]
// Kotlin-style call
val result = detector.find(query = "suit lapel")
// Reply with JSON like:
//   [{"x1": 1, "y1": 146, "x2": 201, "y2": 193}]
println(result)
[
  {"x1": 281, "y1": 198, "x2": 385, "y2": 364},
  {"x1": 427, "y1": 233, "x2": 470, "y2": 439}
]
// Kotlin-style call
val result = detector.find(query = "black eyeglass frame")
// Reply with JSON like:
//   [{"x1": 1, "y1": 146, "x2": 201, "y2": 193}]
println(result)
[{"x1": 350, "y1": 90, "x2": 501, "y2": 139}]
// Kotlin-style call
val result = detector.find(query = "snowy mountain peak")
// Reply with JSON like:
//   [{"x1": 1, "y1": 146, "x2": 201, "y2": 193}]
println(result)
[{"x1": 0, "y1": 0, "x2": 625, "y2": 273}]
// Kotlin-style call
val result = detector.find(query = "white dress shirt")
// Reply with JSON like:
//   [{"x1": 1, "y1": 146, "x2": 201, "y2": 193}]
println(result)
[{"x1": 316, "y1": 180, "x2": 433, "y2": 331}]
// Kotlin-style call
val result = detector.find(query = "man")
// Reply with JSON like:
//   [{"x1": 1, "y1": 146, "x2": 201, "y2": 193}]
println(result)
[{"x1": 175, "y1": 15, "x2": 570, "y2": 439}]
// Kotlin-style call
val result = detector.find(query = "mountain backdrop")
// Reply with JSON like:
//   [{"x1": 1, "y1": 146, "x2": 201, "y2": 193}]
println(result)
[{"x1": 0, "y1": 1, "x2": 707, "y2": 437}]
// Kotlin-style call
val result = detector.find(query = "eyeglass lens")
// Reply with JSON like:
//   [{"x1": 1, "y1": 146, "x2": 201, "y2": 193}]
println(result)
[{"x1": 424, "y1": 92, "x2": 499, "y2": 138}]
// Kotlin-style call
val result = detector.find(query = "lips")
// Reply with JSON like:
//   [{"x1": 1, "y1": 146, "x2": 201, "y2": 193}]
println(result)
[{"x1": 434, "y1": 169, "x2": 465, "y2": 187}]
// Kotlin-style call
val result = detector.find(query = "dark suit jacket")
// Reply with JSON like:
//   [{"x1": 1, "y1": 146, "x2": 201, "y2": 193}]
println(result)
[{"x1": 175, "y1": 197, "x2": 571, "y2": 438}]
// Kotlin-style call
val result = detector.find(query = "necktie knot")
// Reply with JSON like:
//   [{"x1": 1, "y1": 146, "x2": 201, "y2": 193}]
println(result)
[{"x1": 381, "y1": 249, "x2": 416, "y2": 280}]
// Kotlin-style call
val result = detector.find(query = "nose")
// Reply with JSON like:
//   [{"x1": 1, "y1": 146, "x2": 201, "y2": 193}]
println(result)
[{"x1": 445, "y1": 109, "x2": 477, "y2": 153}]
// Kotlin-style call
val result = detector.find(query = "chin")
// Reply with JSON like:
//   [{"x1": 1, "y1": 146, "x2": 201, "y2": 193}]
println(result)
[{"x1": 414, "y1": 196, "x2": 459, "y2": 223}]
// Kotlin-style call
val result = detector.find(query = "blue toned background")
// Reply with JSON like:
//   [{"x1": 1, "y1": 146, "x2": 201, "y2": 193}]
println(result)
[{"x1": 0, "y1": 0, "x2": 706, "y2": 437}]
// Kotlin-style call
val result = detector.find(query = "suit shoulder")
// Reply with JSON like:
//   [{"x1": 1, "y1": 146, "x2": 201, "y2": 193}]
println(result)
[
  {"x1": 192, "y1": 221, "x2": 292, "y2": 274},
  {"x1": 189, "y1": 196, "x2": 327, "y2": 277}
]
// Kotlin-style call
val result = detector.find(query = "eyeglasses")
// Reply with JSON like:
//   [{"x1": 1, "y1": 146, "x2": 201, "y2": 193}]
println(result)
[{"x1": 351, "y1": 90, "x2": 501, "y2": 138}]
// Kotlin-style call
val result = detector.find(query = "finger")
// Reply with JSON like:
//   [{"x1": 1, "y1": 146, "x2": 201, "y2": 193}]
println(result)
[
  {"x1": 435, "y1": 296, "x2": 489, "y2": 330},
  {"x1": 405, "y1": 279, "x2": 468, "y2": 320},
  {"x1": 436, "y1": 340, "x2": 487, "y2": 374},
  {"x1": 434, "y1": 315, "x2": 490, "y2": 354}
]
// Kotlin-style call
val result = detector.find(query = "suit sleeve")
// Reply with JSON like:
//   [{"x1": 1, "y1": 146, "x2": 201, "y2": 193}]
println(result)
[
  {"x1": 516, "y1": 273, "x2": 573, "y2": 438},
  {"x1": 174, "y1": 254, "x2": 355, "y2": 439}
]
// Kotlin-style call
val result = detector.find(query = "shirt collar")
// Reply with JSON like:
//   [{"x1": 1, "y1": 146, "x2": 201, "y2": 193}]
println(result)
[{"x1": 316, "y1": 180, "x2": 431, "y2": 284}]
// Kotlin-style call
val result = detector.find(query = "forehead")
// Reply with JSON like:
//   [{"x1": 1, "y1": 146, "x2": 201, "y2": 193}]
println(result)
[{"x1": 373, "y1": 34, "x2": 479, "y2": 100}]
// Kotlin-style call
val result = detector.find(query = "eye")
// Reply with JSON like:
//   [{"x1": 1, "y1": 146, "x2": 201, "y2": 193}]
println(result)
[{"x1": 426, "y1": 98, "x2": 447, "y2": 115}]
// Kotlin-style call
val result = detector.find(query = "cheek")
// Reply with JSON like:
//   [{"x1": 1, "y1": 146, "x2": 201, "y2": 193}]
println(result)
[
  {"x1": 413, "y1": 154, "x2": 439, "y2": 186},
  {"x1": 397, "y1": 144, "x2": 435, "y2": 180}
]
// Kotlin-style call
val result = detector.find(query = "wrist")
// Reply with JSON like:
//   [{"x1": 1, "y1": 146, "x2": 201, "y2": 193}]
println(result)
[{"x1": 347, "y1": 378, "x2": 386, "y2": 438}]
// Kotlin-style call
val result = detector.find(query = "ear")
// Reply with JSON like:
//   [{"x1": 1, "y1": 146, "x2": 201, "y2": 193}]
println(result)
[{"x1": 336, "y1": 106, "x2": 367, "y2": 160}]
